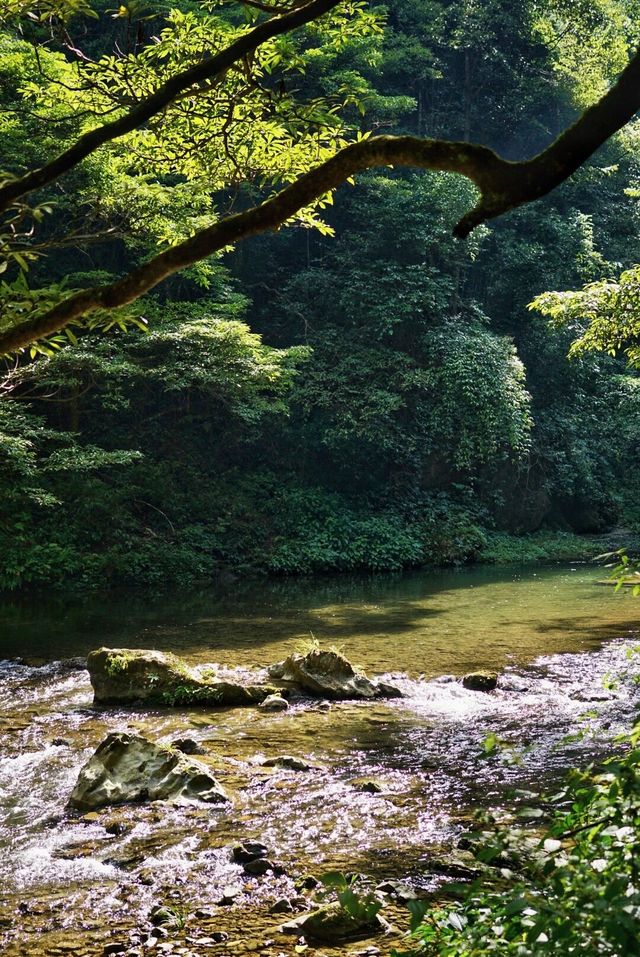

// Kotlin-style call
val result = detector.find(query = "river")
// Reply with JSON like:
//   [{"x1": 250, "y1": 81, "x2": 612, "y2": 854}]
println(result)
[{"x1": 1, "y1": 563, "x2": 639, "y2": 956}]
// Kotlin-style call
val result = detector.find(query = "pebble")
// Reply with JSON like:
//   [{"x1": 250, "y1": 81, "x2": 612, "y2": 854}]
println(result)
[
  {"x1": 269, "y1": 898, "x2": 294, "y2": 914},
  {"x1": 244, "y1": 858, "x2": 286, "y2": 877},
  {"x1": 220, "y1": 884, "x2": 242, "y2": 905},
  {"x1": 193, "y1": 907, "x2": 216, "y2": 919},
  {"x1": 232, "y1": 841, "x2": 269, "y2": 864}
]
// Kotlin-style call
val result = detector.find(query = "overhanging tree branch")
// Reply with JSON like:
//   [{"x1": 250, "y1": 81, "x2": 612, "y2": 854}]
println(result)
[
  {"x1": 0, "y1": 0, "x2": 343, "y2": 215},
  {"x1": 2, "y1": 42, "x2": 640, "y2": 354}
]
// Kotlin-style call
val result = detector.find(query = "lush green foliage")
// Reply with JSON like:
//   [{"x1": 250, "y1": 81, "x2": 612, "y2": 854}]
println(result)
[
  {"x1": 480, "y1": 531, "x2": 604, "y2": 565},
  {"x1": 532, "y1": 265, "x2": 640, "y2": 368},
  {"x1": 401, "y1": 721, "x2": 640, "y2": 955},
  {"x1": 1, "y1": 0, "x2": 640, "y2": 590}
]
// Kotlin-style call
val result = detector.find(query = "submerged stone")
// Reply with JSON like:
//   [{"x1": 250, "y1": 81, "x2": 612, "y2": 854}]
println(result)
[
  {"x1": 87, "y1": 647, "x2": 278, "y2": 707},
  {"x1": 68, "y1": 731, "x2": 229, "y2": 811},
  {"x1": 220, "y1": 884, "x2": 242, "y2": 905},
  {"x1": 59, "y1": 656, "x2": 88, "y2": 671},
  {"x1": 430, "y1": 852, "x2": 482, "y2": 879},
  {"x1": 243, "y1": 857, "x2": 285, "y2": 876},
  {"x1": 462, "y1": 671, "x2": 498, "y2": 692},
  {"x1": 268, "y1": 649, "x2": 402, "y2": 701},
  {"x1": 261, "y1": 755, "x2": 318, "y2": 772},
  {"x1": 149, "y1": 905, "x2": 178, "y2": 928},
  {"x1": 258, "y1": 694, "x2": 289, "y2": 712},
  {"x1": 172, "y1": 737, "x2": 206, "y2": 755},
  {"x1": 351, "y1": 778, "x2": 384, "y2": 794},
  {"x1": 375, "y1": 880, "x2": 417, "y2": 902},
  {"x1": 295, "y1": 874, "x2": 321, "y2": 891},
  {"x1": 232, "y1": 841, "x2": 268, "y2": 864},
  {"x1": 270, "y1": 898, "x2": 295, "y2": 914},
  {"x1": 279, "y1": 902, "x2": 388, "y2": 942}
]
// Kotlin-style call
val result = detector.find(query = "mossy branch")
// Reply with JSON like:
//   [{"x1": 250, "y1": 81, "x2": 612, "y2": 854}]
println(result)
[
  {"x1": 0, "y1": 0, "x2": 344, "y2": 214},
  {"x1": 2, "y1": 37, "x2": 640, "y2": 352}
]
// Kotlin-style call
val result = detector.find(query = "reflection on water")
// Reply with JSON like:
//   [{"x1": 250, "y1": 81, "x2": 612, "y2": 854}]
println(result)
[
  {"x1": 1, "y1": 563, "x2": 640, "y2": 955},
  {"x1": 2, "y1": 563, "x2": 639, "y2": 673}
]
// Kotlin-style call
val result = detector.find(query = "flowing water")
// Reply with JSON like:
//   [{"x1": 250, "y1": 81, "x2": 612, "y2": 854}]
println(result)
[{"x1": 1, "y1": 563, "x2": 640, "y2": 957}]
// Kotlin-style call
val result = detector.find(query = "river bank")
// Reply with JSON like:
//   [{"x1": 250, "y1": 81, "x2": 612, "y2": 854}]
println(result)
[
  {"x1": 2, "y1": 525, "x2": 634, "y2": 597},
  {"x1": 1, "y1": 564, "x2": 639, "y2": 956}
]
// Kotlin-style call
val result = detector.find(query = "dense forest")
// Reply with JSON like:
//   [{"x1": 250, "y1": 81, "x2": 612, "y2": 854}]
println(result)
[
  {"x1": 4, "y1": 3, "x2": 640, "y2": 957},
  {"x1": 3, "y1": 0, "x2": 640, "y2": 590}
]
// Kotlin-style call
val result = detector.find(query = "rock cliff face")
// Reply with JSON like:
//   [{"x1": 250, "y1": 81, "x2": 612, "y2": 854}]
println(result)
[
  {"x1": 68, "y1": 732, "x2": 229, "y2": 811},
  {"x1": 87, "y1": 648, "x2": 278, "y2": 706}
]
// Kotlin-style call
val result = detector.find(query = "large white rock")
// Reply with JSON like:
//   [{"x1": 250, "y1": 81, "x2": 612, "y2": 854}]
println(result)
[{"x1": 69, "y1": 732, "x2": 229, "y2": 811}]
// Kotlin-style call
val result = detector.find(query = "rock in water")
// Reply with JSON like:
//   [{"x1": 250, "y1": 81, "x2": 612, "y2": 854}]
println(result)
[
  {"x1": 87, "y1": 647, "x2": 278, "y2": 706},
  {"x1": 351, "y1": 778, "x2": 384, "y2": 794},
  {"x1": 172, "y1": 737, "x2": 206, "y2": 755},
  {"x1": 267, "y1": 649, "x2": 402, "y2": 701},
  {"x1": 232, "y1": 841, "x2": 269, "y2": 864},
  {"x1": 261, "y1": 755, "x2": 317, "y2": 772},
  {"x1": 279, "y1": 902, "x2": 388, "y2": 942},
  {"x1": 462, "y1": 671, "x2": 498, "y2": 692},
  {"x1": 68, "y1": 732, "x2": 229, "y2": 811},
  {"x1": 258, "y1": 694, "x2": 289, "y2": 712}
]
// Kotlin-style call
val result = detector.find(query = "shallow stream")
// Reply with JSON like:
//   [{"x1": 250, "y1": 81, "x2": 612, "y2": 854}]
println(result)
[{"x1": 1, "y1": 563, "x2": 640, "y2": 956}]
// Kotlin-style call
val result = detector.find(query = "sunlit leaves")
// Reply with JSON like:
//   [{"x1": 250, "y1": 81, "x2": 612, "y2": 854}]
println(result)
[
  {"x1": 530, "y1": 265, "x2": 640, "y2": 368},
  {"x1": 403, "y1": 718, "x2": 640, "y2": 956},
  {"x1": 531, "y1": 0, "x2": 637, "y2": 107},
  {"x1": 0, "y1": 270, "x2": 149, "y2": 360},
  {"x1": 0, "y1": 0, "x2": 97, "y2": 25},
  {"x1": 12, "y1": 0, "x2": 384, "y2": 250},
  {"x1": 0, "y1": 0, "x2": 386, "y2": 353}
]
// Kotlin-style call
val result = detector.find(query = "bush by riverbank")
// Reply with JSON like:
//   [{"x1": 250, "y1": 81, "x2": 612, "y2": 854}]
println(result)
[
  {"x1": 478, "y1": 531, "x2": 606, "y2": 565},
  {"x1": 0, "y1": 505, "x2": 616, "y2": 594}
]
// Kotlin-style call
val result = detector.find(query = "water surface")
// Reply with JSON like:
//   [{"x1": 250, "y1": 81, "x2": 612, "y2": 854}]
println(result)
[
  {"x1": 2, "y1": 563, "x2": 638, "y2": 671},
  {"x1": 1, "y1": 563, "x2": 639, "y2": 957}
]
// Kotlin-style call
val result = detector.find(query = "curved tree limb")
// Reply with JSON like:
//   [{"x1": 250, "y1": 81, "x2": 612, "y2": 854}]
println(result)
[
  {"x1": 2, "y1": 46, "x2": 640, "y2": 354},
  {"x1": 455, "y1": 44, "x2": 640, "y2": 236},
  {"x1": 0, "y1": 0, "x2": 343, "y2": 215}
]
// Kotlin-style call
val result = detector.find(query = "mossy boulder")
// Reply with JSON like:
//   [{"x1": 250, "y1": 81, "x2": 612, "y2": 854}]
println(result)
[
  {"x1": 279, "y1": 902, "x2": 388, "y2": 942},
  {"x1": 87, "y1": 648, "x2": 279, "y2": 706},
  {"x1": 268, "y1": 649, "x2": 402, "y2": 701},
  {"x1": 462, "y1": 671, "x2": 498, "y2": 692},
  {"x1": 68, "y1": 731, "x2": 229, "y2": 811}
]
